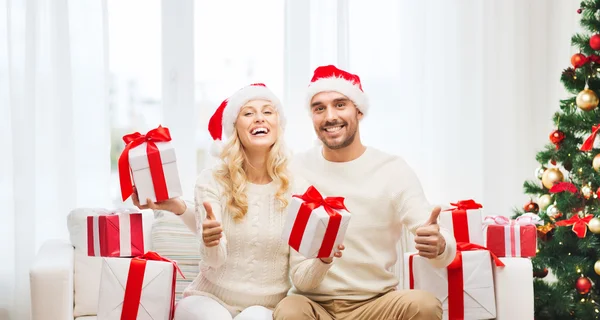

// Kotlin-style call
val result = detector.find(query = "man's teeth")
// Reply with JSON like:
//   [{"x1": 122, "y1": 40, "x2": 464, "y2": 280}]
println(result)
[{"x1": 325, "y1": 126, "x2": 343, "y2": 132}]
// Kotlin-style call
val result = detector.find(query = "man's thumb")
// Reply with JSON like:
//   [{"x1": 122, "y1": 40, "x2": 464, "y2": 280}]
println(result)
[
  {"x1": 203, "y1": 201, "x2": 215, "y2": 220},
  {"x1": 427, "y1": 206, "x2": 441, "y2": 225}
]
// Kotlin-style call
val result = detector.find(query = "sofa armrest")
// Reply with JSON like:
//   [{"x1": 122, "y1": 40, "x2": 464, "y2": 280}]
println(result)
[{"x1": 30, "y1": 238, "x2": 75, "y2": 320}]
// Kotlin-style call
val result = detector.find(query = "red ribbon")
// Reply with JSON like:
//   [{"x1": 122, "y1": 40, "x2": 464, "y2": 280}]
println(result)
[
  {"x1": 118, "y1": 125, "x2": 172, "y2": 202},
  {"x1": 409, "y1": 242, "x2": 504, "y2": 320},
  {"x1": 443, "y1": 200, "x2": 483, "y2": 243},
  {"x1": 549, "y1": 182, "x2": 578, "y2": 194},
  {"x1": 121, "y1": 251, "x2": 184, "y2": 320},
  {"x1": 555, "y1": 214, "x2": 593, "y2": 238},
  {"x1": 580, "y1": 124, "x2": 600, "y2": 151},
  {"x1": 288, "y1": 186, "x2": 349, "y2": 258}
]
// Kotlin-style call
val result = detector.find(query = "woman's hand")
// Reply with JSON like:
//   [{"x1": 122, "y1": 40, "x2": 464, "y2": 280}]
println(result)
[
  {"x1": 201, "y1": 202, "x2": 223, "y2": 247},
  {"x1": 131, "y1": 186, "x2": 186, "y2": 215}
]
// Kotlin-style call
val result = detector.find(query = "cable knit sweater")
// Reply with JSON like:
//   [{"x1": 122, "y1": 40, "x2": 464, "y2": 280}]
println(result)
[
  {"x1": 181, "y1": 168, "x2": 291, "y2": 315},
  {"x1": 287, "y1": 146, "x2": 457, "y2": 302}
]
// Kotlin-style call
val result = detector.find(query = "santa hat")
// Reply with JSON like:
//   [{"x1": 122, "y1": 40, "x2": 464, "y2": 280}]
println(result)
[
  {"x1": 207, "y1": 83, "x2": 285, "y2": 157},
  {"x1": 306, "y1": 65, "x2": 369, "y2": 116}
]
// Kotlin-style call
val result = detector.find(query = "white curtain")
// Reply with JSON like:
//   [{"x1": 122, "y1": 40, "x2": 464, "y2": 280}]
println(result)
[{"x1": 0, "y1": 0, "x2": 110, "y2": 319}]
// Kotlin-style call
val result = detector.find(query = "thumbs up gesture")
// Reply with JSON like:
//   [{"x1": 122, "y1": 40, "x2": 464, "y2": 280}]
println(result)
[
  {"x1": 201, "y1": 201, "x2": 223, "y2": 247},
  {"x1": 414, "y1": 206, "x2": 446, "y2": 259}
]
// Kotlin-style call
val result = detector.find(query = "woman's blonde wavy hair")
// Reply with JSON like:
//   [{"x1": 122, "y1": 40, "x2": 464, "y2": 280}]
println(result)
[{"x1": 213, "y1": 110, "x2": 290, "y2": 222}]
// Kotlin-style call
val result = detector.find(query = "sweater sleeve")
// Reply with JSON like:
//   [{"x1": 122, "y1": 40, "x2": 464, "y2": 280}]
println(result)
[
  {"x1": 289, "y1": 250, "x2": 333, "y2": 292},
  {"x1": 393, "y1": 162, "x2": 457, "y2": 268},
  {"x1": 195, "y1": 169, "x2": 228, "y2": 269},
  {"x1": 179, "y1": 199, "x2": 198, "y2": 234}
]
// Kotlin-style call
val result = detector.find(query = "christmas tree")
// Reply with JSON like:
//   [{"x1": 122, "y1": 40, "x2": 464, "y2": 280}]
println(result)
[{"x1": 515, "y1": 1, "x2": 600, "y2": 319}]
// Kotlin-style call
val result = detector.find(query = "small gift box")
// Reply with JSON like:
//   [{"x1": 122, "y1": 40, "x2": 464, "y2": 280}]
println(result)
[
  {"x1": 97, "y1": 252, "x2": 183, "y2": 320},
  {"x1": 281, "y1": 186, "x2": 351, "y2": 259},
  {"x1": 405, "y1": 243, "x2": 504, "y2": 320},
  {"x1": 439, "y1": 199, "x2": 485, "y2": 246},
  {"x1": 118, "y1": 125, "x2": 183, "y2": 205},
  {"x1": 87, "y1": 209, "x2": 151, "y2": 257},
  {"x1": 483, "y1": 214, "x2": 541, "y2": 258}
]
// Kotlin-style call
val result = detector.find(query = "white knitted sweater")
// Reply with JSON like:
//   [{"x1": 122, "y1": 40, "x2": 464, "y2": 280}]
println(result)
[{"x1": 182, "y1": 168, "x2": 290, "y2": 314}]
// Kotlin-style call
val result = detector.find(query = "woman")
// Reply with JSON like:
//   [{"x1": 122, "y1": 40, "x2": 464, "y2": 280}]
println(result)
[{"x1": 133, "y1": 83, "x2": 291, "y2": 320}]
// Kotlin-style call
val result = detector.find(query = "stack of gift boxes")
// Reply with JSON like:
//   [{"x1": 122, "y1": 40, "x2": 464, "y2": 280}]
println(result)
[
  {"x1": 86, "y1": 125, "x2": 184, "y2": 320},
  {"x1": 403, "y1": 200, "x2": 537, "y2": 320}
]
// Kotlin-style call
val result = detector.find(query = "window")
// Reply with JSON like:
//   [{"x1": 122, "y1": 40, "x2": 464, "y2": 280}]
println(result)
[
  {"x1": 194, "y1": 0, "x2": 284, "y2": 171},
  {"x1": 107, "y1": 0, "x2": 162, "y2": 206}
]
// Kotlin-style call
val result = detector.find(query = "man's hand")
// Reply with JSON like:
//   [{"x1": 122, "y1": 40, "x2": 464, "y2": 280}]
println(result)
[
  {"x1": 202, "y1": 202, "x2": 223, "y2": 247},
  {"x1": 414, "y1": 206, "x2": 447, "y2": 259},
  {"x1": 131, "y1": 186, "x2": 186, "y2": 215},
  {"x1": 319, "y1": 244, "x2": 345, "y2": 264}
]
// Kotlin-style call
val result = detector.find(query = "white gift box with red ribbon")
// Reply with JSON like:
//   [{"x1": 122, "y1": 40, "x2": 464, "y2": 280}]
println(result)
[
  {"x1": 282, "y1": 186, "x2": 351, "y2": 259},
  {"x1": 439, "y1": 199, "x2": 485, "y2": 246},
  {"x1": 483, "y1": 214, "x2": 542, "y2": 258}
]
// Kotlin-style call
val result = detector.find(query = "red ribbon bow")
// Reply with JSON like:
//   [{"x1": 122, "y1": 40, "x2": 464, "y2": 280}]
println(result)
[
  {"x1": 446, "y1": 199, "x2": 483, "y2": 211},
  {"x1": 118, "y1": 125, "x2": 172, "y2": 202},
  {"x1": 549, "y1": 182, "x2": 578, "y2": 194},
  {"x1": 580, "y1": 124, "x2": 600, "y2": 151},
  {"x1": 409, "y1": 242, "x2": 504, "y2": 320},
  {"x1": 555, "y1": 214, "x2": 594, "y2": 238},
  {"x1": 288, "y1": 186, "x2": 349, "y2": 258},
  {"x1": 121, "y1": 251, "x2": 184, "y2": 320}
]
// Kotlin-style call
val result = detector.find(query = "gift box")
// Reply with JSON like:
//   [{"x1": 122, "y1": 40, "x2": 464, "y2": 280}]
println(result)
[
  {"x1": 97, "y1": 252, "x2": 183, "y2": 320},
  {"x1": 484, "y1": 214, "x2": 541, "y2": 258},
  {"x1": 118, "y1": 125, "x2": 183, "y2": 205},
  {"x1": 87, "y1": 210, "x2": 150, "y2": 257},
  {"x1": 404, "y1": 243, "x2": 504, "y2": 320},
  {"x1": 492, "y1": 257, "x2": 534, "y2": 320},
  {"x1": 439, "y1": 199, "x2": 485, "y2": 246},
  {"x1": 281, "y1": 186, "x2": 351, "y2": 259}
]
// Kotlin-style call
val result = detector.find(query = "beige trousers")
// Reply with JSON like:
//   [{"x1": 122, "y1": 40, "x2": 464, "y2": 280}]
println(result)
[{"x1": 273, "y1": 289, "x2": 442, "y2": 320}]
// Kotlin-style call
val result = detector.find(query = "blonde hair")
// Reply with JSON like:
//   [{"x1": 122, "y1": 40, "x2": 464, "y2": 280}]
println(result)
[{"x1": 213, "y1": 120, "x2": 290, "y2": 222}]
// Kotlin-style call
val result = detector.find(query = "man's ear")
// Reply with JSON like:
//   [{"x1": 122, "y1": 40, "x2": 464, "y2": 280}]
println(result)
[{"x1": 357, "y1": 108, "x2": 364, "y2": 120}]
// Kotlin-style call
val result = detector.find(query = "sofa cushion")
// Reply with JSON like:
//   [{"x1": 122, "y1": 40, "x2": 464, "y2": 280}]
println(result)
[
  {"x1": 67, "y1": 208, "x2": 154, "y2": 317},
  {"x1": 151, "y1": 210, "x2": 201, "y2": 301}
]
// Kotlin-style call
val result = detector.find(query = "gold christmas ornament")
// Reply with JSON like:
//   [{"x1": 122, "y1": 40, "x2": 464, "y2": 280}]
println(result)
[
  {"x1": 593, "y1": 154, "x2": 600, "y2": 172},
  {"x1": 588, "y1": 217, "x2": 600, "y2": 234},
  {"x1": 546, "y1": 204, "x2": 561, "y2": 220},
  {"x1": 595, "y1": 260, "x2": 600, "y2": 276},
  {"x1": 576, "y1": 88, "x2": 599, "y2": 111},
  {"x1": 542, "y1": 168, "x2": 564, "y2": 189},
  {"x1": 538, "y1": 195, "x2": 552, "y2": 211},
  {"x1": 582, "y1": 185, "x2": 593, "y2": 200}
]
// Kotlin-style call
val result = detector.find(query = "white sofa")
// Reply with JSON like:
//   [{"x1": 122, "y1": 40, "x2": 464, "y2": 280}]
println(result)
[
  {"x1": 29, "y1": 208, "x2": 536, "y2": 320},
  {"x1": 30, "y1": 208, "x2": 201, "y2": 320}
]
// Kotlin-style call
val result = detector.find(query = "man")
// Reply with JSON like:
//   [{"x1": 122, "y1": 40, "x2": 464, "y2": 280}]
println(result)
[{"x1": 273, "y1": 65, "x2": 456, "y2": 320}]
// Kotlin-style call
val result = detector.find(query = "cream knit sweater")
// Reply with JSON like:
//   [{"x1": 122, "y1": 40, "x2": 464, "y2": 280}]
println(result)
[
  {"x1": 181, "y1": 168, "x2": 291, "y2": 314},
  {"x1": 287, "y1": 146, "x2": 457, "y2": 302}
]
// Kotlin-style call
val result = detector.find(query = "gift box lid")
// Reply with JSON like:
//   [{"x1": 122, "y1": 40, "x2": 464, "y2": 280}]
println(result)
[{"x1": 128, "y1": 141, "x2": 177, "y2": 171}]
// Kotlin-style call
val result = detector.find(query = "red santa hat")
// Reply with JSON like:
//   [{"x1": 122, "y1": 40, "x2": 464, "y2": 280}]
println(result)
[
  {"x1": 207, "y1": 83, "x2": 285, "y2": 157},
  {"x1": 306, "y1": 65, "x2": 369, "y2": 116}
]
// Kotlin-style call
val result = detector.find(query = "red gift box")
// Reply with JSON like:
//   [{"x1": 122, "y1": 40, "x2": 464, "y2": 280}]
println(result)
[
  {"x1": 483, "y1": 214, "x2": 541, "y2": 258},
  {"x1": 87, "y1": 210, "x2": 147, "y2": 257}
]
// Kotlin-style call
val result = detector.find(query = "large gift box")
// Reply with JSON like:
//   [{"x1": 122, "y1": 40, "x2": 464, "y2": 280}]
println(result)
[
  {"x1": 492, "y1": 257, "x2": 534, "y2": 320},
  {"x1": 439, "y1": 199, "x2": 485, "y2": 246},
  {"x1": 118, "y1": 125, "x2": 183, "y2": 205},
  {"x1": 282, "y1": 186, "x2": 351, "y2": 259},
  {"x1": 97, "y1": 252, "x2": 183, "y2": 320},
  {"x1": 404, "y1": 243, "x2": 504, "y2": 320},
  {"x1": 484, "y1": 214, "x2": 540, "y2": 258},
  {"x1": 87, "y1": 209, "x2": 150, "y2": 257}
]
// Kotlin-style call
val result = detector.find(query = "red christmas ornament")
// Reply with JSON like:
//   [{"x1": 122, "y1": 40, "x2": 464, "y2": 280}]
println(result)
[
  {"x1": 578, "y1": 8, "x2": 583, "y2": 14},
  {"x1": 549, "y1": 129, "x2": 565, "y2": 149},
  {"x1": 524, "y1": 200, "x2": 539, "y2": 213},
  {"x1": 533, "y1": 268, "x2": 548, "y2": 278},
  {"x1": 576, "y1": 276, "x2": 592, "y2": 294},
  {"x1": 591, "y1": 35, "x2": 600, "y2": 50},
  {"x1": 596, "y1": 186, "x2": 600, "y2": 198},
  {"x1": 551, "y1": 159, "x2": 557, "y2": 165},
  {"x1": 572, "y1": 53, "x2": 587, "y2": 68}
]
